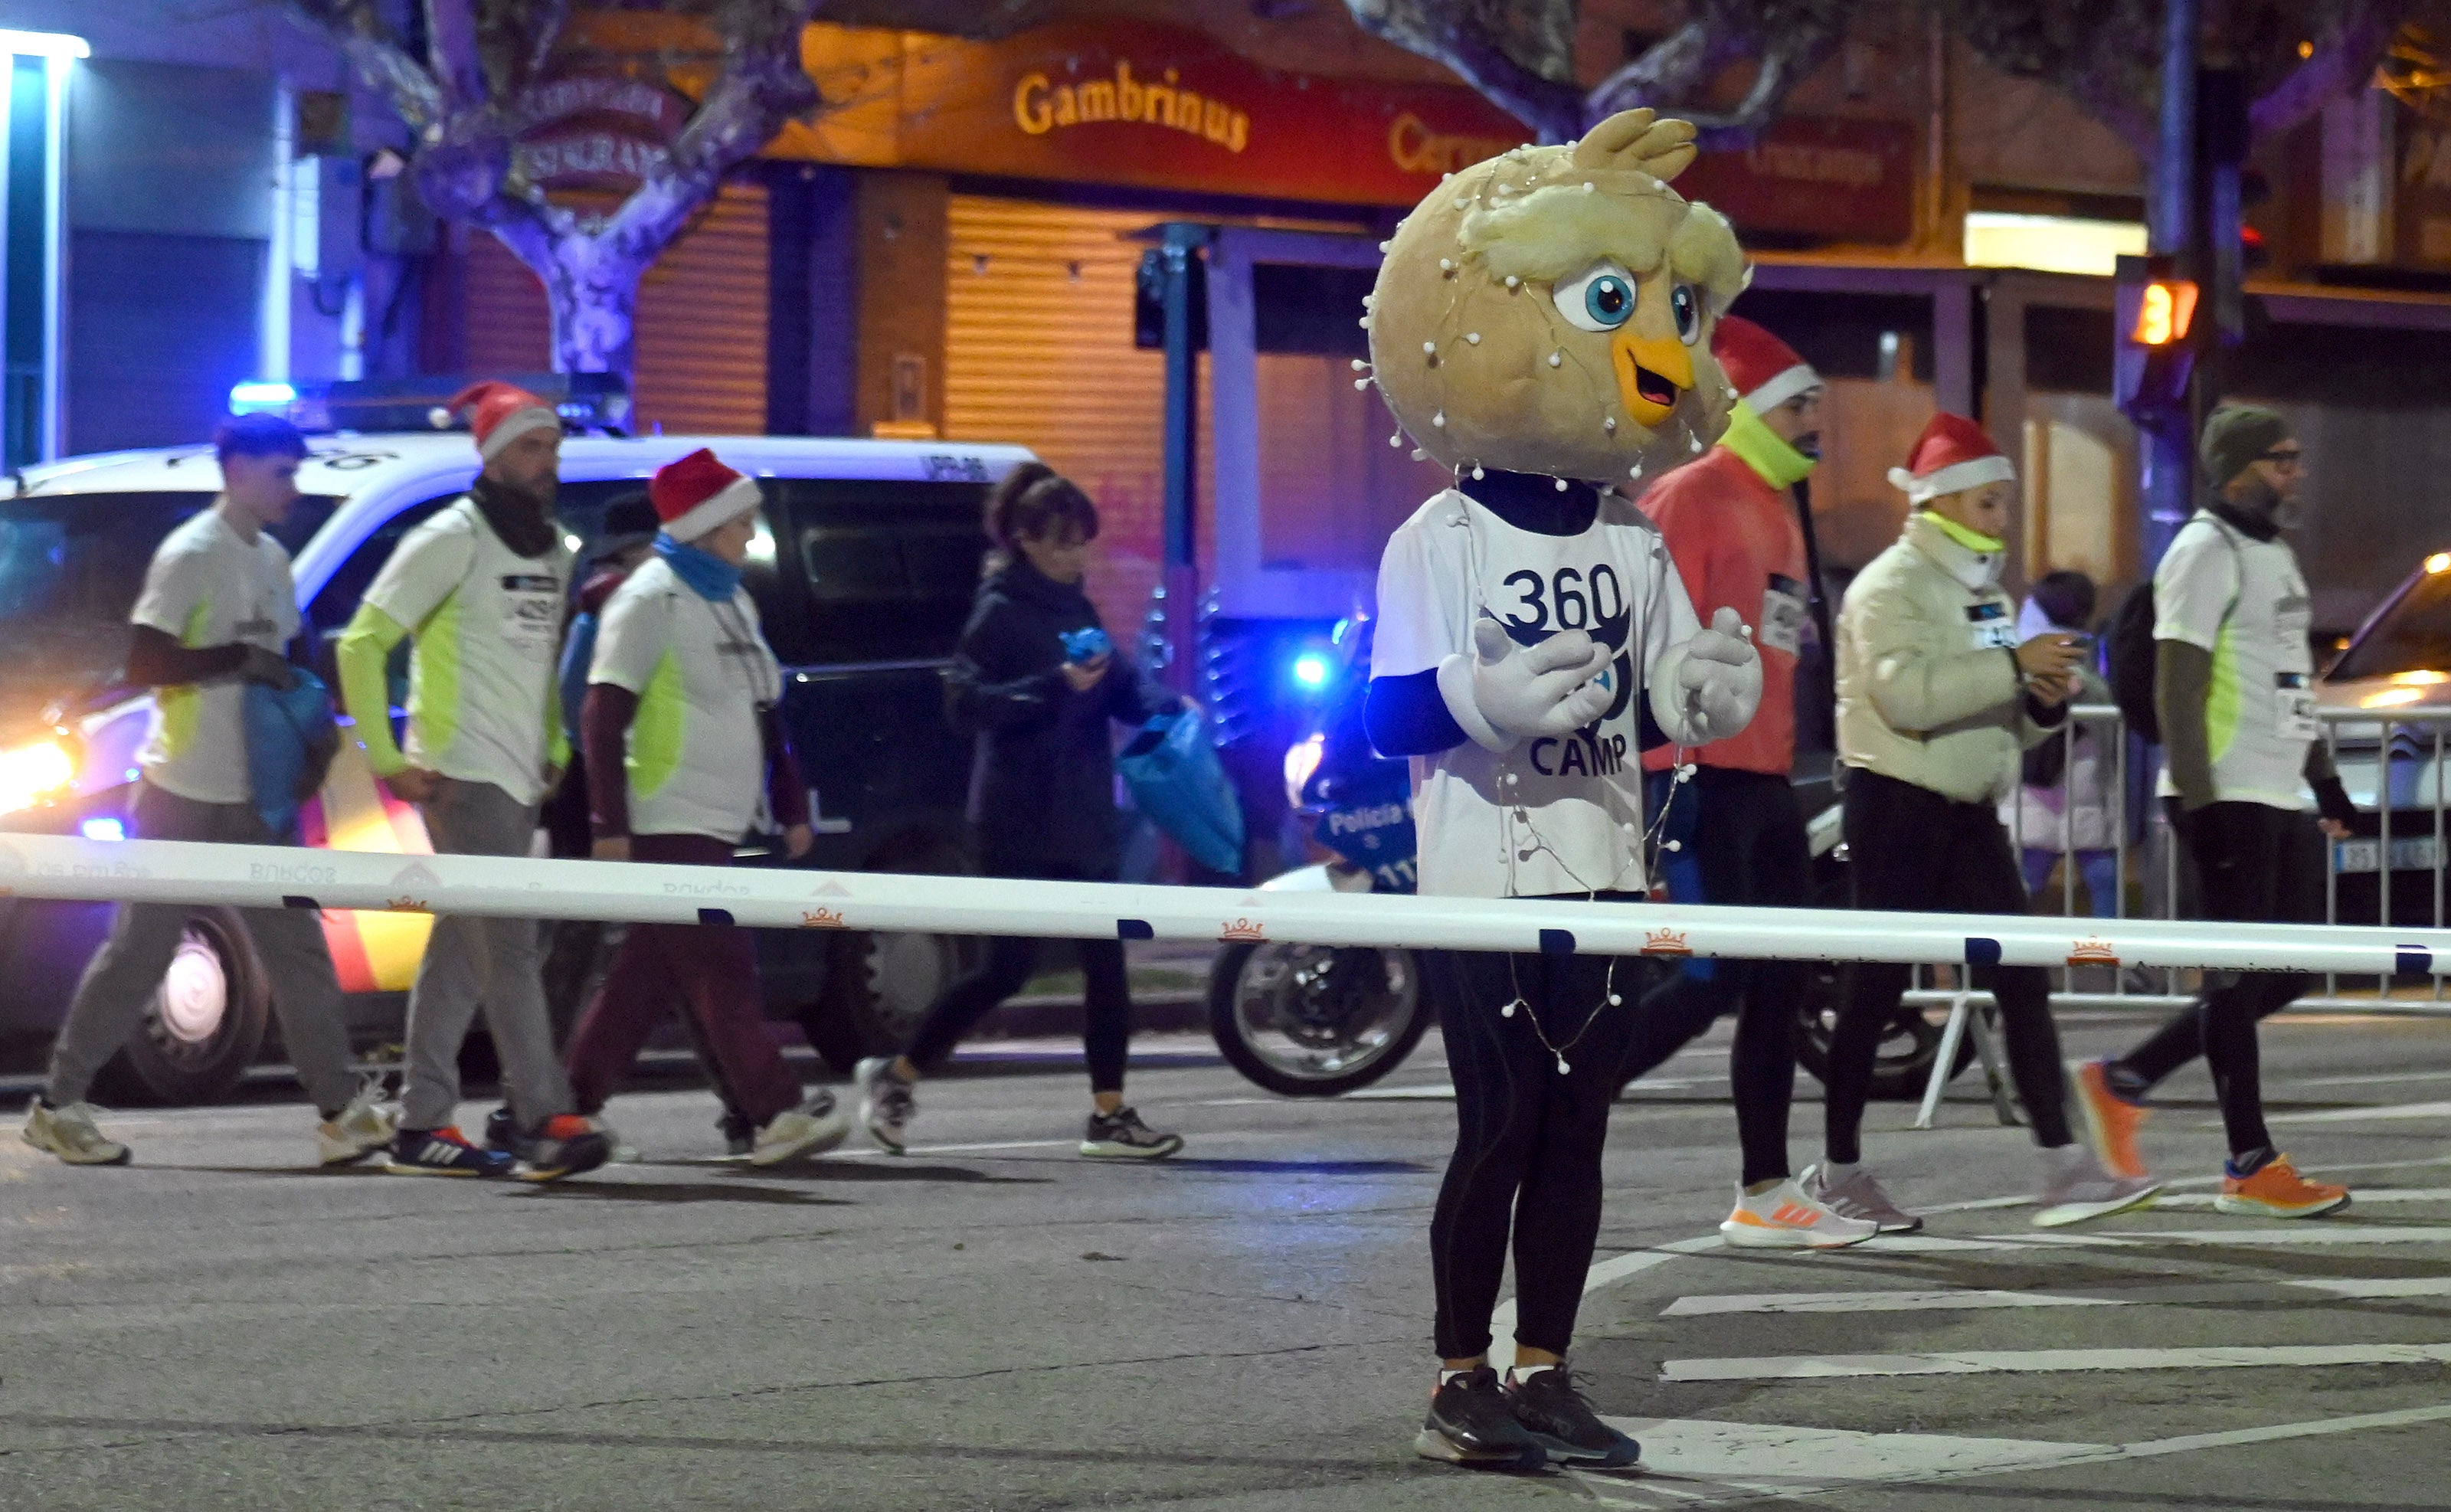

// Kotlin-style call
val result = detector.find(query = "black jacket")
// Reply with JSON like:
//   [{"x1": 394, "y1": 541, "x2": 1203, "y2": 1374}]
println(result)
[{"x1": 944, "y1": 558, "x2": 1172, "y2": 876}]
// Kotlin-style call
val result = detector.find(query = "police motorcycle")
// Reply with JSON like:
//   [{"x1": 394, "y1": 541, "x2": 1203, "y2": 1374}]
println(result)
[{"x1": 1206, "y1": 620, "x2": 1434, "y2": 1096}]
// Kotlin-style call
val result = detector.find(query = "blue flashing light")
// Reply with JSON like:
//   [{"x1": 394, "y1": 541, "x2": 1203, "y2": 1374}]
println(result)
[
  {"x1": 80, "y1": 816, "x2": 126, "y2": 843},
  {"x1": 229, "y1": 380, "x2": 296, "y2": 414},
  {"x1": 1291, "y1": 652, "x2": 1330, "y2": 689}
]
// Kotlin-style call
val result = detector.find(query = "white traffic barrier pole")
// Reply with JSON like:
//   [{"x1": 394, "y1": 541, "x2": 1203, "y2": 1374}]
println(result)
[{"x1": 5, "y1": 832, "x2": 2451, "y2": 977}]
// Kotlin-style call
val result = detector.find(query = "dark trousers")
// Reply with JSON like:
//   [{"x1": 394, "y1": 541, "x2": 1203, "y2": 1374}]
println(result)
[
  {"x1": 1827, "y1": 769, "x2": 2073, "y2": 1162},
  {"x1": 1429, "y1": 935, "x2": 1645, "y2": 1360},
  {"x1": 564, "y1": 834, "x2": 803, "y2": 1127},
  {"x1": 902, "y1": 862, "x2": 1133, "y2": 1092},
  {"x1": 2116, "y1": 801, "x2": 2325, "y2": 1158},
  {"x1": 1619, "y1": 767, "x2": 1808, "y2": 1186}
]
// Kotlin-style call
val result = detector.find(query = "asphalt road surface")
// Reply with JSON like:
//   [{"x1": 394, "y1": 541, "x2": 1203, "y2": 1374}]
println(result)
[{"x1": 6, "y1": 1005, "x2": 2451, "y2": 1510}]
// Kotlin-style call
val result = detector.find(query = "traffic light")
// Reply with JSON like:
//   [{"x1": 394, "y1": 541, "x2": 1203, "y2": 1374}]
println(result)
[{"x1": 2114, "y1": 254, "x2": 2198, "y2": 419}]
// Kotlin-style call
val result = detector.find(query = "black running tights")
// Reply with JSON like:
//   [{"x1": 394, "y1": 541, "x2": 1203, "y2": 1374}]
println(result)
[
  {"x1": 1824, "y1": 770, "x2": 2074, "y2": 1165},
  {"x1": 901, "y1": 866, "x2": 1132, "y2": 1093},
  {"x1": 1430, "y1": 942, "x2": 1644, "y2": 1360}
]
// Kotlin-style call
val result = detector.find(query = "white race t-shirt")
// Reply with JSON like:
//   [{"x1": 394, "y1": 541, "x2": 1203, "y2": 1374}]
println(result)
[
  {"x1": 2154, "y1": 510, "x2": 2315, "y2": 811},
  {"x1": 588, "y1": 556, "x2": 784, "y2": 843},
  {"x1": 132, "y1": 509, "x2": 299, "y2": 804},
  {"x1": 1373, "y1": 488, "x2": 1701, "y2": 899},
  {"x1": 361, "y1": 497, "x2": 571, "y2": 804}
]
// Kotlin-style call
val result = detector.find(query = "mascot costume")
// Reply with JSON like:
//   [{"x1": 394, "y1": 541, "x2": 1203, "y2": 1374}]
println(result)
[{"x1": 1360, "y1": 109, "x2": 1763, "y2": 1472}]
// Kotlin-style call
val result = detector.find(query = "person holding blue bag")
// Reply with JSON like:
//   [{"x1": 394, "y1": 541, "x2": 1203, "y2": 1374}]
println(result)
[{"x1": 856, "y1": 463, "x2": 1187, "y2": 1160}]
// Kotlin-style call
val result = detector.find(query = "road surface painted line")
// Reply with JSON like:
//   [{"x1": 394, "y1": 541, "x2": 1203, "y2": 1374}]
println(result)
[
  {"x1": 2155, "y1": 1185, "x2": 2451, "y2": 1207},
  {"x1": 1488, "y1": 1236, "x2": 1721, "y2": 1373},
  {"x1": 1663, "y1": 1288, "x2": 2124, "y2": 1317},
  {"x1": 2266, "y1": 1098, "x2": 2451, "y2": 1124},
  {"x1": 2299, "y1": 1067, "x2": 2451, "y2": 1087},
  {"x1": 1976, "y1": 1224, "x2": 2451, "y2": 1248},
  {"x1": 1659, "y1": 1341, "x2": 2451, "y2": 1382},
  {"x1": 2285, "y1": 1275, "x2": 2451, "y2": 1298}
]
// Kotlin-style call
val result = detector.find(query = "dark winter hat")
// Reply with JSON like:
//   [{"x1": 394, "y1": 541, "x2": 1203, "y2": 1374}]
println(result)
[{"x1": 2199, "y1": 404, "x2": 2290, "y2": 489}]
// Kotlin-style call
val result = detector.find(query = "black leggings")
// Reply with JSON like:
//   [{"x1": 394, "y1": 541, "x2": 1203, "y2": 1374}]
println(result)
[
  {"x1": 1825, "y1": 769, "x2": 2073, "y2": 1163},
  {"x1": 2116, "y1": 801, "x2": 2325, "y2": 1157},
  {"x1": 902, "y1": 865, "x2": 1133, "y2": 1094},
  {"x1": 1619, "y1": 767, "x2": 1808, "y2": 1186},
  {"x1": 1430, "y1": 939, "x2": 1645, "y2": 1361}
]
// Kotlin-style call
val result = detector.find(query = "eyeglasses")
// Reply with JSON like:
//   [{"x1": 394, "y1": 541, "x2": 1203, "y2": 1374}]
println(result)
[{"x1": 2260, "y1": 447, "x2": 2305, "y2": 468}]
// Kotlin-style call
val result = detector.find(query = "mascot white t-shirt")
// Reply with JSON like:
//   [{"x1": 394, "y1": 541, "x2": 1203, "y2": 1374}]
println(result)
[{"x1": 1375, "y1": 486, "x2": 1703, "y2": 900}]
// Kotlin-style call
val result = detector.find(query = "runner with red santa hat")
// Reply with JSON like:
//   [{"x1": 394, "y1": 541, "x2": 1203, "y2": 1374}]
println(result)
[
  {"x1": 337, "y1": 381, "x2": 611, "y2": 1181},
  {"x1": 564, "y1": 447, "x2": 850, "y2": 1166},
  {"x1": 1818, "y1": 414, "x2": 2158, "y2": 1230},
  {"x1": 1616, "y1": 316, "x2": 1875, "y2": 1249}
]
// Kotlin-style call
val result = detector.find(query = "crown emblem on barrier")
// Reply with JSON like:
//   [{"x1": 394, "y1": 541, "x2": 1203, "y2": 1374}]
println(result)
[
  {"x1": 1221, "y1": 918, "x2": 1267, "y2": 942},
  {"x1": 385, "y1": 896, "x2": 430, "y2": 913},
  {"x1": 2067, "y1": 937, "x2": 2121, "y2": 966},
  {"x1": 1641, "y1": 929, "x2": 1693, "y2": 957},
  {"x1": 801, "y1": 908, "x2": 848, "y2": 930}
]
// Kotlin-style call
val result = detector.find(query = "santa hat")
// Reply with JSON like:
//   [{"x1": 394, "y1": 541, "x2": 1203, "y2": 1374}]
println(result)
[
  {"x1": 649, "y1": 448, "x2": 762, "y2": 543},
  {"x1": 450, "y1": 381, "x2": 560, "y2": 462},
  {"x1": 1887, "y1": 413, "x2": 2015, "y2": 505},
  {"x1": 1713, "y1": 316, "x2": 1821, "y2": 414}
]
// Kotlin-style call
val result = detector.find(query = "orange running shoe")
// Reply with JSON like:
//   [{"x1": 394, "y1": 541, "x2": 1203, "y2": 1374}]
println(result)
[
  {"x1": 2071, "y1": 1059, "x2": 2151, "y2": 1180},
  {"x1": 2215, "y1": 1154, "x2": 2351, "y2": 1219}
]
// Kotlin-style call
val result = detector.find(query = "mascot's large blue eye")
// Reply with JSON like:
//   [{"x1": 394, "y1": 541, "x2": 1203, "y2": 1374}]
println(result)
[
  {"x1": 1552, "y1": 260, "x2": 1638, "y2": 333},
  {"x1": 1671, "y1": 285, "x2": 1700, "y2": 345}
]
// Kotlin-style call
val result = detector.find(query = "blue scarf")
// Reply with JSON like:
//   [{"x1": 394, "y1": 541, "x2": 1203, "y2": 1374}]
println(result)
[{"x1": 655, "y1": 532, "x2": 743, "y2": 602}]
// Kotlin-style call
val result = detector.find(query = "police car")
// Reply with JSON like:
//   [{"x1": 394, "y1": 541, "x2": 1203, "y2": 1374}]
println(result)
[{"x1": 0, "y1": 414, "x2": 1032, "y2": 1102}]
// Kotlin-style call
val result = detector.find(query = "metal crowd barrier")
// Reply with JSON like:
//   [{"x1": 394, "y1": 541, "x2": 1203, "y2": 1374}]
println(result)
[{"x1": 1901, "y1": 702, "x2": 2451, "y2": 1127}]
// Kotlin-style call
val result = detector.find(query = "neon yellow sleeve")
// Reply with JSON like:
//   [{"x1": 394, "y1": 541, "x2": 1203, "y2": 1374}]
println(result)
[
  {"x1": 545, "y1": 675, "x2": 571, "y2": 771},
  {"x1": 335, "y1": 602, "x2": 412, "y2": 777}
]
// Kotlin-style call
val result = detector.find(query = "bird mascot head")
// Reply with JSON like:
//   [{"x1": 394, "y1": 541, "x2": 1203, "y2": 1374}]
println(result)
[{"x1": 1366, "y1": 109, "x2": 1749, "y2": 486}]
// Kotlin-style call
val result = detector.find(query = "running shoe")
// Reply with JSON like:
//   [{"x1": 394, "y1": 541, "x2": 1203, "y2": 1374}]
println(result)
[
  {"x1": 2216, "y1": 1154, "x2": 2350, "y2": 1219},
  {"x1": 508, "y1": 1114, "x2": 614, "y2": 1183},
  {"x1": 1081, "y1": 1106, "x2": 1184, "y2": 1160},
  {"x1": 2032, "y1": 1147, "x2": 2161, "y2": 1227},
  {"x1": 316, "y1": 1078, "x2": 397, "y2": 1167},
  {"x1": 718, "y1": 1111, "x2": 754, "y2": 1160},
  {"x1": 749, "y1": 1091, "x2": 851, "y2": 1167},
  {"x1": 1414, "y1": 1367, "x2": 1546, "y2": 1472},
  {"x1": 486, "y1": 1105, "x2": 638, "y2": 1165},
  {"x1": 856, "y1": 1055, "x2": 915, "y2": 1154},
  {"x1": 1720, "y1": 1178, "x2": 1880, "y2": 1249},
  {"x1": 1799, "y1": 1163, "x2": 1923, "y2": 1233},
  {"x1": 21, "y1": 1100, "x2": 130, "y2": 1167},
  {"x1": 2071, "y1": 1058, "x2": 2152, "y2": 1180},
  {"x1": 386, "y1": 1126, "x2": 514, "y2": 1177},
  {"x1": 1504, "y1": 1363, "x2": 1640, "y2": 1468}
]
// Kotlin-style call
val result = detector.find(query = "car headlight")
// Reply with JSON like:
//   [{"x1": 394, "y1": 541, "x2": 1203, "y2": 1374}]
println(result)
[{"x1": 0, "y1": 739, "x2": 75, "y2": 815}]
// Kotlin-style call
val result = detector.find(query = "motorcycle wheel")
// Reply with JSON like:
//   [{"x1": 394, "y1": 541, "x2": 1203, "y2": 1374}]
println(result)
[
  {"x1": 1792, "y1": 960, "x2": 1979, "y2": 1101},
  {"x1": 1207, "y1": 941, "x2": 1431, "y2": 1098}
]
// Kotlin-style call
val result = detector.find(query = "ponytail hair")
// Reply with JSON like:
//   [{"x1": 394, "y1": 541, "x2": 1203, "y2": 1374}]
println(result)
[{"x1": 983, "y1": 462, "x2": 1100, "y2": 575}]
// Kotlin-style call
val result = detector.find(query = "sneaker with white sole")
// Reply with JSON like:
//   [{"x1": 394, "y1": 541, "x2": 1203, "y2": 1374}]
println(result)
[
  {"x1": 1720, "y1": 1178, "x2": 1880, "y2": 1249},
  {"x1": 316, "y1": 1079, "x2": 397, "y2": 1167},
  {"x1": 750, "y1": 1091, "x2": 850, "y2": 1167},
  {"x1": 2033, "y1": 1146, "x2": 2161, "y2": 1227},
  {"x1": 1800, "y1": 1163, "x2": 1923, "y2": 1233},
  {"x1": 486, "y1": 1105, "x2": 639, "y2": 1165},
  {"x1": 22, "y1": 1100, "x2": 130, "y2": 1167},
  {"x1": 855, "y1": 1055, "x2": 915, "y2": 1154},
  {"x1": 385, "y1": 1126, "x2": 514, "y2": 1177},
  {"x1": 1081, "y1": 1106, "x2": 1183, "y2": 1159}
]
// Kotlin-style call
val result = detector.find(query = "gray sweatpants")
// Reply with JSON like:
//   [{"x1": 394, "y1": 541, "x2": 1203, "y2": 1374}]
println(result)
[
  {"x1": 46, "y1": 781, "x2": 358, "y2": 1111},
  {"x1": 399, "y1": 775, "x2": 573, "y2": 1131}
]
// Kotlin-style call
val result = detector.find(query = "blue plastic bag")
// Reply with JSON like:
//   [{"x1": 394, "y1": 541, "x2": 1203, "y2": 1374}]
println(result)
[
  {"x1": 244, "y1": 670, "x2": 340, "y2": 841},
  {"x1": 1115, "y1": 706, "x2": 1245, "y2": 876}
]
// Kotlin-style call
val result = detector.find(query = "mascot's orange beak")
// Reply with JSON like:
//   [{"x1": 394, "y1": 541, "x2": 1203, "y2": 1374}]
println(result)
[{"x1": 1613, "y1": 329, "x2": 1693, "y2": 430}]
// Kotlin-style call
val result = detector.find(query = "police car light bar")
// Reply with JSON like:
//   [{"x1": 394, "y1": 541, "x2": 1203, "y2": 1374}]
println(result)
[{"x1": 2, "y1": 833, "x2": 2446, "y2": 980}]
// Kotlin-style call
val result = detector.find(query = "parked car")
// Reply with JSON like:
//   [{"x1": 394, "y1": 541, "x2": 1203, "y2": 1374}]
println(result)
[
  {"x1": 0, "y1": 429, "x2": 1033, "y2": 1101},
  {"x1": 2314, "y1": 548, "x2": 2451, "y2": 931}
]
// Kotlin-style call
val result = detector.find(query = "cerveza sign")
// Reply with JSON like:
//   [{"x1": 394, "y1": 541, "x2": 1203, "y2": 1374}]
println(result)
[{"x1": 1013, "y1": 61, "x2": 1252, "y2": 155}]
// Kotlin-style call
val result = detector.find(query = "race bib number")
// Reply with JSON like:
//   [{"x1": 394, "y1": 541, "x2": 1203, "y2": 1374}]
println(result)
[
  {"x1": 500, "y1": 573, "x2": 561, "y2": 651},
  {"x1": 1965, "y1": 601, "x2": 2017, "y2": 650},
  {"x1": 2275, "y1": 674, "x2": 2318, "y2": 741},
  {"x1": 1758, "y1": 574, "x2": 1808, "y2": 657}
]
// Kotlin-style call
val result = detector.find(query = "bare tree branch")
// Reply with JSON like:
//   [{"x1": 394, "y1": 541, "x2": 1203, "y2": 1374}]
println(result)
[
  {"x1": 424, "y1": 0, "x2": 486, "y2": 111},
  {"x1": 2249, "y1": 0, "x2": 2413, "y2": 139},
  {"x1": 1344, "y1": 0, "x2": 1584, "y2": 141},
  {"x1": 287, "y1": 0, "x2": 445, "y2": 133}
]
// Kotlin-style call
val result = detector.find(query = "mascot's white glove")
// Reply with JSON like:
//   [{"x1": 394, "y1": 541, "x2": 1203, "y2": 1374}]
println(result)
[
  {"x1": 1437, "y1": 618, "x2": 1614, "y2": 753},
  {"x1": 1656, "y1": 607, "x2": 1762, "y2": 745}
]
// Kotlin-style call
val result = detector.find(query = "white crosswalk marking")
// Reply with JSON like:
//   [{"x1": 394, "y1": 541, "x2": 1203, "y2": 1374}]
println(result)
[
  {"x1": 2266, "y1": 1098, "x2": 2451, "y2": 1124},
  {"x1": 1663, "y1": 1288, "x2": 2124, "y2": 1317},
  {"x1": 1661, "y1": 1342, "x2": 2451, "y2": 1382}
]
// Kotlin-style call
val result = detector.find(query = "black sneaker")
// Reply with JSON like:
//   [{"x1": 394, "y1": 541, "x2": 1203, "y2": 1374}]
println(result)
[
  {"x1": 385, "y1": 1126, "x2": 514, "y2": 1177},
  {"x1": 1080, "y1": 1106, "x2": 1183, "y2": 1160},
  {"x1": 718, "y1": 1110, "x2": 755, "y2": 1160},
  {"x1": 1415, "y1": 1367, "x2": 1546, "y2": 1471},
  {"x1": 511, "y1": 1115, "x2": 614, "y2": 1183},
  {"x1": 1504, "y1": 1363, "x2": 1639, "y2": 1468}
]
